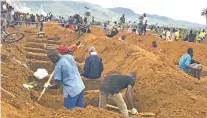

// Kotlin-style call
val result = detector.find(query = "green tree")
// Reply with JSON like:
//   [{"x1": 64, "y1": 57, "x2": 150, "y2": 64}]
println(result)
[{"x1": 201, "y1": 8, "x2": 207, "y2": 28}]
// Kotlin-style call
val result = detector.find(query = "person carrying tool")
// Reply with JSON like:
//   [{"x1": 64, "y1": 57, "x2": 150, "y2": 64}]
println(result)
[
  {"x1": 179, "y1": 48, "x2": 202, "y2": 80},
  {"x1": 44, "y1": 48, "x2": 85, "y2": 109},
  {"x1": 99, "y1": 72, "x2": 138, "y2": 117},
  {"x1": 81, "y1": 46, "x2": 103, "y2": 79}
]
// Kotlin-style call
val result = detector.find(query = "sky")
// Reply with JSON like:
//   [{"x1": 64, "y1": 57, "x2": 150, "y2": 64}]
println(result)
[
  {"x1": 75, "y1": 0, "x2": 207, "y2": 25},
  {"x1": 7, "y1": 0, "x2": 207, "y2": 25}
]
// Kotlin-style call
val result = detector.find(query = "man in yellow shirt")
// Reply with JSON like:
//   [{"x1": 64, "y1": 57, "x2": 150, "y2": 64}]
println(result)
[
  {"x1": 196, "y1": 31, "x2": 202, "y2": 43},
  {"x1": 200, "y1": 29, "x2": 206, "y2": 41},
  {"x1": 175, "y1": 29, "x2": 180, "y2": 41},
  {"x1": 25, "y1": 13, "x2": 31, "y2": 27}
]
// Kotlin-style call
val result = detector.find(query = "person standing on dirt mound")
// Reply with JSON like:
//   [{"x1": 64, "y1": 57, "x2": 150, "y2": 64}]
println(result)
[
  {"x1": 81, "y1": 46, "x2": 103, "y2": 79},
  {"x1": 44, "y1": 49, "x2": 85, "y2": 109},
  {"x1": 99, "y1": 72, "x2": 138, "y2": 117},
  {"x1": 141, "y1": 13, "x2": 148, "y2": 36},
  {"x1": 179, "y1": 48, "x2": 202, "y2": 80},
  {"x1": 120, "y1": 14, "x2": 125, "y2": 32}
]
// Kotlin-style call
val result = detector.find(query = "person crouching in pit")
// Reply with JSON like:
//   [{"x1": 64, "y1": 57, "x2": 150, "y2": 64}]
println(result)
[
  {"x1": 99, "y1": 72, "x2": 138, "y2": 117},
  {"x1": 81, "y1": 46, "x2": 103, "y2": 79},
  {"x1": 179, "y1": 48, "x2": 202, "y2": 80}
]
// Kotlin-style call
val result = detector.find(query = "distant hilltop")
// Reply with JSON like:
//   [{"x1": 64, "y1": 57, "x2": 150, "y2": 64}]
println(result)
[{"x1": 18, "y1": 1, "x2": 205, "y2": 29}]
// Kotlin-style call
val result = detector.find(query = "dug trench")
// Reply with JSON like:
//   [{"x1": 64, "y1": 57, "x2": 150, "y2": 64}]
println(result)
[{"x1": 22, "y1": 35, "x2": 106, "y2": 111}]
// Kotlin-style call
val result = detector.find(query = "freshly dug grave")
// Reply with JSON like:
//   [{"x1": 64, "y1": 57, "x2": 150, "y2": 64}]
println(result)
[
  {"x1": 1, "y1": 40, "x2": 143, "y2": 118},
  {"x1": 1, "y1": 25, "x2": 144, "y2": 118}
]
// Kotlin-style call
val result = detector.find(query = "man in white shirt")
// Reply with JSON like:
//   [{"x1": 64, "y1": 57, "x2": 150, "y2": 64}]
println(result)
[
  {"x1": 141, "y1": 13, "x2": 148, "y2": 36},
  {"x1": 131, "y1": 22, "x2": 137, "y2": 33},
  {"x1": 166, "y1": 29, "x2": 171, "y2": 41}
]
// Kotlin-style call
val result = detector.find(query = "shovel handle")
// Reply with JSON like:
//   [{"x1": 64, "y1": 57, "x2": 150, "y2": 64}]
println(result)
[
  {"x1": 1, "y1": 87, "x2": 16, "y2": 98},
  {"x1": 38, "y1": 71, "x2": 54, "y2": 101}
]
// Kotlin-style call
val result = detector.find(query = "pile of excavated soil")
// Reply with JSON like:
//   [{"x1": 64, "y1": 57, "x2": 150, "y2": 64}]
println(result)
[
  {"x1": 126, "y1": 33, "x2": 207, "y2": 70},
  {"x1": 2, "y1": 23, "x2": 207, "y2": 118}
]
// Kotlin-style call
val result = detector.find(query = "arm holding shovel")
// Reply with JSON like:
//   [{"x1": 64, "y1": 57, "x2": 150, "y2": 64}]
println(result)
[
  {"x1": 44, "y1": 80, "x2": 61, "y2": 89},
  {"x1": 44, "y1": 62, "x2": 62, "y2": 89}
]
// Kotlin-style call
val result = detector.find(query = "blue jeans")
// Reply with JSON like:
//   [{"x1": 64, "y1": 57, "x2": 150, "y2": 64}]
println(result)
[
  {"x1": 64, "y1": 90, "x2": 84, "y2": 109},
  {"x1": 141, "y1": 24, "x2": 147, "y2": 34}
]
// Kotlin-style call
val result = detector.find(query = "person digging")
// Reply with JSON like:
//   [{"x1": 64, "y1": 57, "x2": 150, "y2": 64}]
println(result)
[
  {"x1": 99, "y1": 72, "x2": 138, "y2": 117},
  {"x1": 44, "y1": 48, "x2": 85, "y2": 109}
]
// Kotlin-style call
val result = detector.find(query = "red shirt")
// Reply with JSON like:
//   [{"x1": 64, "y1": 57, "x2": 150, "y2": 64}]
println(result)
[
  {"x1": 68, "y1": 44, "x2": 78, "y2": 52},
  {"x1": 56, "y1": 44, "x2": 78, "y2": 53}
]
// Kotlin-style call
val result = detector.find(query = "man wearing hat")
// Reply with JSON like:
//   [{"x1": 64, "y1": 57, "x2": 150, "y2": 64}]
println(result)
[
  {"x1": 44, "y1": 48, "x2": 85, "y2": 109},
  {"x1": 81, "y1": 46, "x2": 103, "y2": 79},
  {"x1": 99, "y1": 72, "x2": 138, "y2": 117}
]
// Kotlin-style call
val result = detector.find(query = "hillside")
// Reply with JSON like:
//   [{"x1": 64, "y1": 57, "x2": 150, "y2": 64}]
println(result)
[{"x1": 18, "y1": 1, "x2": 205, "y2": 28}]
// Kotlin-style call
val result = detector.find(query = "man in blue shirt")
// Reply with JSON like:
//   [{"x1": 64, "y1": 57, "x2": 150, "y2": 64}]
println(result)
[
  {"x1": 179, "y1": 48, "x2": 202, "y2": 80},
  {"x1": 44, "y1": 48, "x2": 85, "y2": 109},
  {"x1": 179, "y1": 48, "x2": 193, "y2": 72}
]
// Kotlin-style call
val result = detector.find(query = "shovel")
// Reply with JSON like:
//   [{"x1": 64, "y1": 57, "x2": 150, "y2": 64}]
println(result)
[
  {"x1": 38, "y1": 71, "x2": 54, "y2": 101},
  {"x1": 106, "y1": 104, "x2": 155, "y2": 117}
]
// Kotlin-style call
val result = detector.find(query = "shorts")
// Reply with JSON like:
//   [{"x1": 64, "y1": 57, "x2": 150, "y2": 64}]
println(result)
[
  {"x1": 189, "y1": 63, "x2": 202, "y2": 70},
  {"x1": 196, "y1": 40, "x2": 201, "y2": 43},
  {"x1": 26, "y1": 19, "x2": 30, "y2": 23},
  {"x1": 141, "y1": 24, "x2": 147, "y2": 32},
  {"x1": 64, "y1": 90, "x2": 84, "y2": 109},
  {"x1": 132, "y1": 29, "x2": 136, "y2": 32}
]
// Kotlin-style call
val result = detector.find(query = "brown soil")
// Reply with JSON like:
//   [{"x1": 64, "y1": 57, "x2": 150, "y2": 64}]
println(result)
[{"x1": 1, "y1": 22, "x2": 207, "y2": 118}]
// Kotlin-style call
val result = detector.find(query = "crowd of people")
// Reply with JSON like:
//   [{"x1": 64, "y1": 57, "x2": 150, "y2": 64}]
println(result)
[
  {"x1": 156, "y1": 27, "x2": 207, "y2": 43},
  {"x1": 104, "y1": 13, "x2": 148, "y2": 38}
]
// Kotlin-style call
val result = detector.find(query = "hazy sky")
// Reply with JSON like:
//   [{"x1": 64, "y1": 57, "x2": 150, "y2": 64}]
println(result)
[
  {"x1": 75, "y1": 0, "x2": 207, "y2": 25},
  {"x1": 11, "y1": 0, "x2": 207, "y2": 24}
]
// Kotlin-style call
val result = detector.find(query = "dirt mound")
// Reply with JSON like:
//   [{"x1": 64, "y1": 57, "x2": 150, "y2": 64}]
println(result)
[
  {"x1": 2, "y1": 23, "x2": 207, "y2": 118},
  {"x1": 123, "y1": 33, "x2": 207, "y2": 70}
]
